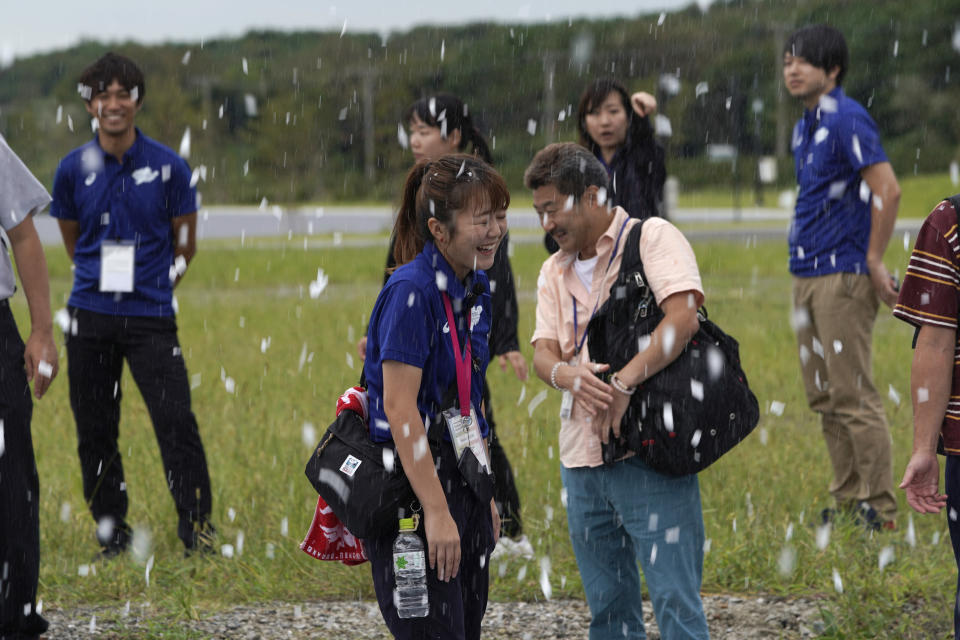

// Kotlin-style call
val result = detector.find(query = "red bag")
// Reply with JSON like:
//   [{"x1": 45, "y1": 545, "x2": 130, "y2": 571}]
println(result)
[
  {"x1": 299, "y1": 387, "x2": 370, "y2": 565},
  {"x1": 300, "y1": 495, "x2": 367, "y2": 565}
]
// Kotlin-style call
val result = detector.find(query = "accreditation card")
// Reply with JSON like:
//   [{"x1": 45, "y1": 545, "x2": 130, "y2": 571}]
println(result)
[
  {"x1": 99, "y1": 241, "x2": 135, "y2": 292},
  {"x1": 441, "y1": 405, "x2": 490, "y2": 473}
]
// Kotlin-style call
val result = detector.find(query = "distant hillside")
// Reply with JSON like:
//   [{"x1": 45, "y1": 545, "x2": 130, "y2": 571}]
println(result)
[{"x1": 1, "y1": 0, "x2": 958, "y2": 204}]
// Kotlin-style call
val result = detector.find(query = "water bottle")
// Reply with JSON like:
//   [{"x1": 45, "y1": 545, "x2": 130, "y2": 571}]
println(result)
[{"x1": 393, "y1": 516, "x2": 429, "y2": 618}]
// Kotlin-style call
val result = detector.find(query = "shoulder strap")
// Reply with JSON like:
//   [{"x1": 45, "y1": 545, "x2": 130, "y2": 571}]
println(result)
[
  {"x1": 947, "y1": 194, "x2": 960, "y2": 219},
  {"x1": 618, "y1": 218, "x2": 647, "y2": 284}
]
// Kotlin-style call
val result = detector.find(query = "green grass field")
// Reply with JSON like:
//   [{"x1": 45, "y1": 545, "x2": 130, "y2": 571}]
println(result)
[
  {"x1": 673, "y1": 171, "x2": 960, "y2": 219},
  {"x1": 11, "y1": 226, "x2": 955, "y2": 638}
]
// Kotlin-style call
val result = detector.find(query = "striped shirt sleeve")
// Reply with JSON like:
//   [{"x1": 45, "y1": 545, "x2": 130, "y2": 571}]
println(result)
[{"x1": 893, "y1": 200, "x2": 959, "y2": 329}]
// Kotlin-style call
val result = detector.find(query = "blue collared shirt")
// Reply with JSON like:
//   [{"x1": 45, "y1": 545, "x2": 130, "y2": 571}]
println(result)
[
  {"x1": 363, "y1": 241, "x2": 491, "y2": 443},
  {"x1": 789, "y1": 87, "x2": 887, "y2": 277},
  {"x1": 51, "y1": 129, "x2": 196, "y2": 316}
]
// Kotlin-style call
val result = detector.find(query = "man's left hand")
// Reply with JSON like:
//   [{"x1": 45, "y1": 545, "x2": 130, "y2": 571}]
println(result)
[
  {"x1": 868, "y1": 260, "x2": 898, "y2": 308},
  {"x1": 24, "y1": 329, "x2": 58, "y2": 399},
  {"x1": 594, "y1": 380, "x2": 632, "y2": 444}
]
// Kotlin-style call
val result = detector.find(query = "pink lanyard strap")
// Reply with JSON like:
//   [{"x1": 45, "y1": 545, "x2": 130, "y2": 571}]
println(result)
[{"x1": 442, "y1": 292, "x2": 473, "y2": 418}]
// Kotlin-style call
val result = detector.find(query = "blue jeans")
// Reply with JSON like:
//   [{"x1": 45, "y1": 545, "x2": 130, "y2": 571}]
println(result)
[{"x1": 561, "y1": 456, "x2": 709, "y2": 640}]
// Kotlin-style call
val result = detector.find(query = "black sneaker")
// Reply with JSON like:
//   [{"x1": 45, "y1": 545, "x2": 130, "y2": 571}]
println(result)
[
  {"x1": 93, "y1": 543, "x2": 128, "y2": 562},
  {"x1": 183, "y1": 521, "x2": 218, "y2": 558},
  {"x1": 855, "y1": 502, "x2": 895, "y2": 532}
]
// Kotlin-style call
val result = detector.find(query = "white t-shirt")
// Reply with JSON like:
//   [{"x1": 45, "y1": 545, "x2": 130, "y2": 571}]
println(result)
[
  {"x1": 0, "y1": 135, "x2": 51, "y2": 299},
  {"x1": 573, "y1": 254, "x2": 599, "y2": 293}
]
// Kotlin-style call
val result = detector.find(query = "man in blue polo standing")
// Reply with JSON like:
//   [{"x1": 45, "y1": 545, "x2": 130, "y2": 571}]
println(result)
[
  {"x1": 51, "y1": 52, "x2": 215, "y2": 557},
  {"x1": 783, "y1": 25, "x2": 901, "y2": 530}
]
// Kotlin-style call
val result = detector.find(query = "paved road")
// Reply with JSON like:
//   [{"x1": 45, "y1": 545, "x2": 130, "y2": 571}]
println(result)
[{"x1": 31, "y1": 205, "x2": 922, "y2": 246}]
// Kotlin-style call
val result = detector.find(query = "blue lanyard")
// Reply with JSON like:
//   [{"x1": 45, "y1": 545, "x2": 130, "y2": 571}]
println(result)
[{"x1": 572, "y1": 218, "x2": 630, "y2": 356}]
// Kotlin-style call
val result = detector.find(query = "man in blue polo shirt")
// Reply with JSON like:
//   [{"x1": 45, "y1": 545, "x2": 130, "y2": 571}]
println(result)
[
  {"x1": 783, "y1": 25, "x2": 901, "y2": 530},
  {"x1": 51, "y1": 52, "x2": 215, "y2": 557}
]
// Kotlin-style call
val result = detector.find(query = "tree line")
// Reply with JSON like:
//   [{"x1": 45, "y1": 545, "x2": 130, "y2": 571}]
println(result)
[{"x1": 1, "y1": 0, "x2": 957, "y2": 205}]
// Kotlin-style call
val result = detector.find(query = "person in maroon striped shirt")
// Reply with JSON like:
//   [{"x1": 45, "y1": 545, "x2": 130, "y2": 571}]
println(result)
[{"x1": 894, "y1": 195, "x2": 960, "y2": 639}]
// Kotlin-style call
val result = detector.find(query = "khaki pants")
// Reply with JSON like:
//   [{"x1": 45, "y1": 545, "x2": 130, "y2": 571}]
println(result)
[{"x1": 793, "y1": 272, "x2": 897, "y2": 521}]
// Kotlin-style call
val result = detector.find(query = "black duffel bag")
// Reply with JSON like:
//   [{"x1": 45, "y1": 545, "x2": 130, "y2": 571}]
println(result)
[
  {"x1": 587, "y1": 221, "x2": 760, "y2": 476},
  {"x1": 304, "y1": 408, "x2": 423, "y2": 539}
]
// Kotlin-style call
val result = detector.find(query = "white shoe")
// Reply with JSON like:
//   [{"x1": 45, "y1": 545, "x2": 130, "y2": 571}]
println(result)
[
  {"x1": 491, "y1": 534, "x2": 534, "y2": 561},
  {"x1": 490, "y1": 539, "x2": 509, "y2": 561},
  {"x1": 513, "y1": 534, "x2": 534, "y2": 559}
]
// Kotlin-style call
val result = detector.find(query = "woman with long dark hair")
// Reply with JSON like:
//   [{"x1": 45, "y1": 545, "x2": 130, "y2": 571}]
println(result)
[
  {"x1": 577, "y1": 79, "x2": 665, "y2": 220},
  {"x1": 361, "y1": 93, "x2": 528, "y2": 545},
  {"x1": 362, "y1": 154, "x2": 507, "y2": 638}
]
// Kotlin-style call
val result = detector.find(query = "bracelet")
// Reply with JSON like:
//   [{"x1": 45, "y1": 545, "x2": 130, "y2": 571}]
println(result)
[
  {"x1": 550, "y1": 361, "x2": 567, "y2": 391},
  {"x1": 610, "y1": 373, "x2": 636, "y2": 396}
]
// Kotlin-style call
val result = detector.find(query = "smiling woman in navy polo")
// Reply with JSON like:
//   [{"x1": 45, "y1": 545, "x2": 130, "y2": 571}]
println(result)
[{"x1": 361, "y1": 154, "x2": 508, "y2": 640}]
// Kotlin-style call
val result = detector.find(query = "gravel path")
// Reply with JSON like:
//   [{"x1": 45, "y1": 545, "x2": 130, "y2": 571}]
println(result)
[{"x1": 40, "y1": 594, "x2": 823, "y2": 639}]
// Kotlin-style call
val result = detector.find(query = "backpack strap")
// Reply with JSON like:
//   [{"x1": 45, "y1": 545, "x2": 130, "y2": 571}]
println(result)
[
  {"x1": 618, "y1": 218, "x2": 650, "y2": 293},
  {"x1": 948, "y1": 193, "x2": 960, "y2": 218},
  {"x1": 616, "y1": 218, "x2": 708, "y2": 321}
]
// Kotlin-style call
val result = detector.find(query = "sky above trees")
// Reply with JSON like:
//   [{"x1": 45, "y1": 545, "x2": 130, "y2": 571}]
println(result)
[{"x1": 1, "y1": 0, "x2": 698, "y2": 62}]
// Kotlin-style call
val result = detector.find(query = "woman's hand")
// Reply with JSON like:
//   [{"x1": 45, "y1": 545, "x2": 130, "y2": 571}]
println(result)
[
  {"x1": 631, "y1": 91, "x2": 657, "y2": 117},
  {"x1": 498, "y1": 350, "x2": 529, "y2": 381},
  {"x1": 490, "y1": 499, "x2": 501, "y2": 544},
  {"x1": 424, "y1": 506, "x2": 461, "y2": 582},
  {"x1": 357, "y1": 336, "x2": 368, "y2": 360}
]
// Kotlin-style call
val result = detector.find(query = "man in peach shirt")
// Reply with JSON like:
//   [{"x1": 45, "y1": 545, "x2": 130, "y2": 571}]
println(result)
[{"x1": 526, "y1": 143, "x2": 709, "y2": 640}]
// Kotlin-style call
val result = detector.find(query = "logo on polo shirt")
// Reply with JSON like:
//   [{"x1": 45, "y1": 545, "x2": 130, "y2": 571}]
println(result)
[
  {"x1": 470, "y1": 305, "x2": 483, "y2": 330},
  {"x1": 132, "y1": 166, "x2": 159, "y2": 185}
]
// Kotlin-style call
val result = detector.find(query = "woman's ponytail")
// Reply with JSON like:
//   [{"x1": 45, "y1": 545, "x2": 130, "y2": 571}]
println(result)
[
  {"x1": 392, "y1": 160, "x2": 429, "y2": 267},
  {"x1": 390, "y1": 155, "x2": 510, "y2": 270}
]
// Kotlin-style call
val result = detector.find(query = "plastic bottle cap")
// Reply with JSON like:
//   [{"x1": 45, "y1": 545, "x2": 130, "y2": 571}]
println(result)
[{"x1": 398, "y1": 517, "x2": 416, "y2": 531}]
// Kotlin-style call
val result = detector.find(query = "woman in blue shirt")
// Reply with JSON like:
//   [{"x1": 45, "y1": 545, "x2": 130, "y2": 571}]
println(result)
[
  {"x1": 544, "y1": 78, "x2": 665, "y2": 253},
  {"x1": 360, "y1": 93, "x2": 527, "y2": 542},
  {"x1": 577, "y1": 78, "x2": 665, "y2": 222},
  {"x1": 362, "y1": 154, "x2": 507, "y2": 639}
]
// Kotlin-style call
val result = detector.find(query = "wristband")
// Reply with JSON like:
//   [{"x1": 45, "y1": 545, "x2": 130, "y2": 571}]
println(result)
[
  {"x1": 550, "y1": 361, "x2": 567, "y2": 391},
  {"x1": 610, "y1": 373, "x2": 636, "y2": 396}
]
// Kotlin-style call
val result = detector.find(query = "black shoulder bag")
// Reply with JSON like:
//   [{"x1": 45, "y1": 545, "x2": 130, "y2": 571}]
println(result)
[
  {"x1": 586, "y1": 221, "x2": 760, "y2": 476},
  {"x1": 304, "y1": 409, "x2": 439, "y2": 540}
]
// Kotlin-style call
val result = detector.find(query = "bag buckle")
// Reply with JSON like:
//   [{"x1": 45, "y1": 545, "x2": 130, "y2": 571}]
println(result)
[{"x1": 632, "y1": 272, "x2": 645, "y2": 289}]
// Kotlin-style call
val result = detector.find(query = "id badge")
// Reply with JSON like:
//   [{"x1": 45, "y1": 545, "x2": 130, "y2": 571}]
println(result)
[
  {"x1": 99, "y1": 242, "x2": 135, "y2": 293},
  {"x1": 559, "y1": 357, "x2": 577, "y2": 420},
  {"x1": 560, "y1": 390, "x2": 574, "y2": 419},
  {"x1": 442, "y1": 406, "x2": 490, "y2": 472}
]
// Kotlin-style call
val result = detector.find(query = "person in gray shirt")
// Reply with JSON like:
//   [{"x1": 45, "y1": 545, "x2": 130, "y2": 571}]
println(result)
[{"x1": 0, "y1": 134, "x2": 59, "y2": 640}]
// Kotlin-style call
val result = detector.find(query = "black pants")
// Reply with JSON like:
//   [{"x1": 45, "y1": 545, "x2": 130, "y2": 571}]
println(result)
[
  {"x1": 364, "y1": 440, "x2": 494, "y2": 640},
  {"x1": 65, "y1": 307, "x2": 212, "y2": 550},
  {"x1": 0, "y1": 303, "x2": 47, "y2": 640},
  {"x1": 482, "y1": 378, "x2": 522, "y2": 538},
  {"x1": 946, "y1": 456, "x2": 960, "y2": 639}
]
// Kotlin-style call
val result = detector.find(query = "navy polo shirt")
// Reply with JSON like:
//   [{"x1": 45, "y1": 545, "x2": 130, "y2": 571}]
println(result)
[
  {"x1": 51, "y1": 129, "x2": 196, "y2": 317},
  {"x1": 364, "y1": 241, "x2": 491, "y2": 444},
  {"x1": 789, "y1": 87, "x2": 887, "y2": 277}
]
